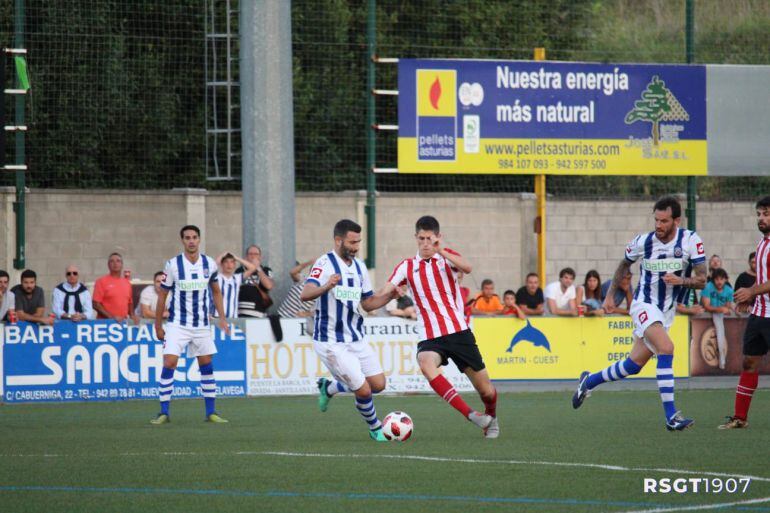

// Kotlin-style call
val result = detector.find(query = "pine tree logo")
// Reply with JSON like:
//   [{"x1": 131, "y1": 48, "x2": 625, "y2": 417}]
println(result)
[{"x1": 624, "y1": 75, "x2": 689, "y2": 146}]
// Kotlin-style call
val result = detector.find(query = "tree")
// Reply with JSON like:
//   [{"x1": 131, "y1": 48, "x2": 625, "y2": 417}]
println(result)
[{"x1": 624, "y1": 75, "x2": 671, "y2": 146}]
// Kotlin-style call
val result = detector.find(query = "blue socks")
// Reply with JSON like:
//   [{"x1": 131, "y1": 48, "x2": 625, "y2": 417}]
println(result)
[
  {"x1": 586, "y1": 358, "x2": 642, "y2": 390},
  {"x1": 159, "y1": 366, "x2": 175, "y2": 415},
  {"x1": 656, "y1": 354, "x2": 677, "y2": 420},
  {"x1": 355, "y1": 394, "x2": 382, "y2": 431},
  {"x1": 199, "y1": 362, "x2": 217, "y2": 417}
]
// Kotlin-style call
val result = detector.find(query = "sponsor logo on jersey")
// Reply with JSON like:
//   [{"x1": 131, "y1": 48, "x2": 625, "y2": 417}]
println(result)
[
  {"x1": 696, "y1": 242, "x2": 704, "y2": 255},
  {"x1": 642, "y1": 258, "x2": 683, "y2": 272},
  {"x1": 333, "y1": 286, "x2": 362, "y2": 302},
  {"x1": 309, "y1": 267, "x2": 323, "y2": 279},
  {"x1": 177, "y1": 279, "x2": 209, "y2": 291},
  {"x1": 639, "y1": 311, "x2": 649, "y2": 324},
  {"x1": 674, "y1": 247, "x2": 683, "y2": 257}
]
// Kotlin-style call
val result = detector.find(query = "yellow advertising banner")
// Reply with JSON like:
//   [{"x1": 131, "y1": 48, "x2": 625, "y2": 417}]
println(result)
[{"x1": 474, "y1": 316, "x2": 689, "y2": 380}]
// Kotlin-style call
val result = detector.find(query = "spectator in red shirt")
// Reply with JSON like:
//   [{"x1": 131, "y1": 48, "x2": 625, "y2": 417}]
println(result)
[
  {"x1": 502, "y1": 289, "x2": 526, "y2": 319},
  {"x1": 93, "y1": 252, "x2": 138, "y2": 323}
]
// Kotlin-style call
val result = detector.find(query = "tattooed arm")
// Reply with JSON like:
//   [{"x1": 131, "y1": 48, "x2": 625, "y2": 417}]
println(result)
[{"x1": 662, "y1": 262, "x2": 707, "y2": 290}]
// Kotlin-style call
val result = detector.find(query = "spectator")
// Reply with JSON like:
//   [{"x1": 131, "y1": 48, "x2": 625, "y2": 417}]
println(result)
[
  {"x1": 52, "y1": 265, "x2": 95, "y2": 321},
  {"x1": 385, "y1": 285, "x2": 418, "y2": 320},
  {"x1": 501, "y1": 289, "x2": 526, "y2": 319},
  {"x1": 138, "y1": 271, "x2": 171, "y2": 320},
  {"x1": 734, "y1": 251, "x2": 757, "y2": 292},
  {"x1": 707, "y1": 254, "x2": 732, "y2": 287},
  {"x1": 516, "y1": 273, "x2": 544, "y2": 316},
  {"x1": 277, "y1": 261, "x2": 316, "y2": 318},
  {"x1": 238, "y1": 245, "x2": 275, "y2": 318},
  {"x1": 601, "y1": 270, "x2": 634, "y2": 315},
  {"x1": 93, "y1": 252, "x2": 138, "y2": 323},
  {"x1": 576, "y1": 270, "x2": 604, "y2": 316},
  {"x1": 457, "y1": 271, "x2": 473, "y2": 321},
  {"x1": 701, "y1": 268, "x2": 734, "y2": 369},
  {"x1": 214, "y1": 252, "x2": 257, "y2": 318},
  {"x1": 676, "y1": 294, "x2": 704, "y2": 316},
  {"x1": 0, "y1": 270, "x2": 15, "y2": 321},
  {"x1": 544, "y1": 267, "x2": 578, "y2": 316},
  {"x1": 11, "y1": 269, "x2": 52, "y2": 325},
  {"x1": 471, "y1": 279, "x2": 504, "y2": 316}
]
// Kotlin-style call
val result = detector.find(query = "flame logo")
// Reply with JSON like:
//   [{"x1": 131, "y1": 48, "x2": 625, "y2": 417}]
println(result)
[{"x1": 429, "y1": 76, "x2": 442, "y2": 110}]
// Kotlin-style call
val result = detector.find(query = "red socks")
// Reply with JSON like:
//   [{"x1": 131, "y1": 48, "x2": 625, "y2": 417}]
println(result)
[
  {"x1": 483, "y1": 388, "x2": 498, "y2": 418},
  {"x1": 429, "y1": 374, "x2": 471, "y2": 418},
  {"x1": 735, "y1": 371, "x2": 759, "y2": 421}
]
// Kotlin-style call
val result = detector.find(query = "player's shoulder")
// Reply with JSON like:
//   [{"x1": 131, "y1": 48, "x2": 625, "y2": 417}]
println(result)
[{"x1": 353, "y1": 256, "x2": 369, "y2": 271}]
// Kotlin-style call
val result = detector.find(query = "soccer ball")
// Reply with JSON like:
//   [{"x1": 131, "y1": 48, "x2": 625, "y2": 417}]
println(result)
[{"x1": 382, "y1": 411, "x2": 413, "y2": 441}]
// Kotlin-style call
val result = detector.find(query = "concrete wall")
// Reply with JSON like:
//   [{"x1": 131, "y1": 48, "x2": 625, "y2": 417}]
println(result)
[{"x1": 0, "y1": 188, "x2": 759, "y2": 306}]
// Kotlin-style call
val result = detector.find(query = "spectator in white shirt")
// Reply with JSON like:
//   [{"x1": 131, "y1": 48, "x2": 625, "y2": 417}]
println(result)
[
  {"x1": 138, "y1": 271, "x2": 171, "y2": 320},
  {"x1": 544, "y1": 267, "x2": 578, "y2": 317},
  {"x1": 0, "y1": 270, "x2": 15, "y2": 321},
  {"x1": 52, "y1": 265, "x2": 95, "y2": 321}
]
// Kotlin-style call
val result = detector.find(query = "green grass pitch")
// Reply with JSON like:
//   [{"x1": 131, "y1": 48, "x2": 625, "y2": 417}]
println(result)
[{"x1": 1, "y1": 389, "x2": 768, "y2": 513}]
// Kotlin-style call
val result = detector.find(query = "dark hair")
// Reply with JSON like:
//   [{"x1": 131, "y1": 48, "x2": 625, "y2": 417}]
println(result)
[
  {"x1": 756, "y1": 196, "x2": 770, "y2": 209},
  {"x1": 559, "y1": 267, "x2": 576, "y2": 279},
  {"x1": 0, "y1": 270, "x2": 8, "y2": 280},
  {"x1": 712, "y1": 268, "x2": 729, "y2": 281},
  {"x1": 503, "y1": 289, "x2": 515, "y2": 297},
  {"x1": 415, "y1": 215, "x2": 440, "y2": 234},
  {"x1": 180, "y1": 225, "x2": 201, "y2": 238},
  {"x1": 525, "y1": 272, "x2": 539, "y2": 281},
  {"x1": 153, "y1": 271, "x2": 165, "y2": 280},
  {"x1": 221, "y1": 252, "x2": 236, "y2": 262},
  {"x1": 21, "y1": 269, "x2": 36, "y2": 280},
  {"x1": 653, "y1": 196, "x2": 682, "y2": 219},
  {"x1": 749, "y1": 251, "x2": 756, "y2": 261},
  {"x1": 108, "y1": 252, "x2": 122, "y2": 260},
  {"x1": 583, "y1": 270, "x2": 602, "y2": 300},
  {"x1": 481, "y1": 278, "x2": 494, "y2": 288},
  {"x1": 333, "y1": 219, "x2": 361, "y2": 238}
]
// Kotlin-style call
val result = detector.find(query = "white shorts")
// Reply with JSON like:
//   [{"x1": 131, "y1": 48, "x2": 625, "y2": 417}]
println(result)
[
  {"x1": 163, "y1": 324, "x2": 217, "y2": 358},
  {"x1": 629, "y1": 300, "x2": 675, "y2": 351},
  {"x1": 313, "y1": 341, "x2": 383, "y2": 391}
]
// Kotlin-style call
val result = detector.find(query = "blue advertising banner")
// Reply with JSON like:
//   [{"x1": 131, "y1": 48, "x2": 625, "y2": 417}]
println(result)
[
  {"x1": 1, "y1": 321, "x2": 247, "y2": 403},
  {"x1": 397, "y1": 59, "x2": 707, "y2": 175}
]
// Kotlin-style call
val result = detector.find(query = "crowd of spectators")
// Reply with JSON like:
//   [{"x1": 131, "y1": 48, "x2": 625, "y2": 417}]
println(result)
[{"x1": 0, "y1": 248, "x2": 758, "y2": 325}]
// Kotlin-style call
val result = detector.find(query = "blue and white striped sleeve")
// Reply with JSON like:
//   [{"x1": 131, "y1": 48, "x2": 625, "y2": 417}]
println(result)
[
  {"x1": 161, "y1": 259, "x2": 175, "y2": 290},
  {"x1": 305, "y1": 256, "x2": 328, "y2": 287},
  {"x1": 624, "y1": 235, "x2": 643, "y2": 263},
  {"x1": 688, "y1": 231, "x2": 706, "y2": 265}
]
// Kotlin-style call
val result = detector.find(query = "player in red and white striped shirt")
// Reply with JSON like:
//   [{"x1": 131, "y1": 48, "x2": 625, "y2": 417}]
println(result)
[
  {"x1": 720, "y1": 196, "x2": 770, "y2": 429},
  {"x1": 373, "y1": 216, "x2": 499, "y2": 438}
]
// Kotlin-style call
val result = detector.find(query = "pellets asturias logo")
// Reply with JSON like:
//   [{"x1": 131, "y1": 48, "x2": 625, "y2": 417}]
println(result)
[
  {"x1": 625, "y1": 75, "x2": 690, "y2": 146},
  {"x1": 416, "y1": 69, "x2": 457, "y2": 161},
  {"x1": 506, "y1": 320, "x2": 551, "y2": 353}
]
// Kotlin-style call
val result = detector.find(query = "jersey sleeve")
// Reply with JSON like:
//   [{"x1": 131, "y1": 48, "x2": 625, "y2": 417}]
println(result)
[
  {"x1": 388, "y1": 259, "x2": 409, "y2": 287},
  {"x1": 444, "y1": 247, "x2": 461, "y2": 271},
  {"x1": 687, "y1": 232, "x2": 706, "y2": 265},
  {"x1": 624, "y1": 235, "x2": 644, "y2": 263},
  {"x1": 305, "y1": 256, "x2": 330, "y2": 287},
  {"x1": 360, "y1": 262, "x2": 373, "y2": 298},
  {"x1": 161, "y1": 259, "x2": 175, "y2": 290}
]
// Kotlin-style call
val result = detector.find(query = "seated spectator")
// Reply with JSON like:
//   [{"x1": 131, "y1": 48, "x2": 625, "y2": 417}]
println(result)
[
  {"x1": 0, "y1": 270, "x2": 15, "y2": 321},
  {"x1": 277, "y1": 260, "x2": 315, "y2": 318},
  {"x1": 701, "y1": 268, "x2": 734, "y2": 369},
  {"x1": 702, "y1": 268, "x2": 734, "y2": 314},
  {"x1": 138, "y1": 271, "x2": 171, "y2": 320},
  {"x1": 52, "y1": 265, "x2": 95, "y2": 321},
  {"x1": 238, "y1": 245, "x2": 275, "y2": 318},
  {"x1": 576, "y1": 270, "x2": 604, "y2": 316},
  {"x1": 516, "y1": 273, "x2": 544, "y2": 316},
  {"x1": 676, "y1": 294, "x2": 704, "y2": 316},
  {"x1": 601, "y1": 270, "x2": 634, "y2": 315},
  {"x1": 385, "y1": 285, "x2": 417, "y2": 320},
  {"x1": 501, "y1": 289, "x2": 525, "y2": 319},
  {"x1": 707, "y1": 254, "x2": 732, "y2": 287},
  {"x1": 734, "y1": 252, "x2": 756, "y2": 309},
  {"x1": 11, "y1": 269, "x2": 52, "y2": 325},
  {"x1": 544, "y1": 267, "x2": 577, "y2": 316},
  {"x1": 93, "y1": 252, "x2": 138, "y2": 323},
  {"x1": 471, "y1": 279, "x2": 504, "y2": 316},
  {"x1": 213, "y1": 252, "x2": 257, "y2": 319}
]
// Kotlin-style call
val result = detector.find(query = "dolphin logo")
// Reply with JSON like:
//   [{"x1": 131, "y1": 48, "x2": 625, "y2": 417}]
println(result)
[{"x1": 506, "y1": 320, "x2": 551, "y2": 353}]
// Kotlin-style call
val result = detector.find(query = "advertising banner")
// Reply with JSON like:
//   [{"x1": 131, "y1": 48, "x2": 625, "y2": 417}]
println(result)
[
  {"x1": 246, "y1": 317, "x2": 472, "y2": 395},
  {"x1": 474, "y1": 316, "x2": 689, "y2": 380},
  {"x1": 398, "y1": 59, "x2": 706, "y2": 175},
  {"x1": 690, "y1": 316, "x2": 770, "y2": 376},
  {"x1": 1, "y1": 321, "x2": 247, "y2": 403}
]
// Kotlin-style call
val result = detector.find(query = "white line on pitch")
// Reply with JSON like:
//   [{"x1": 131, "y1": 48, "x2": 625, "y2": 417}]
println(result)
[{"x1": 617, "y1": 495, "x2": 770, "y2": 513}]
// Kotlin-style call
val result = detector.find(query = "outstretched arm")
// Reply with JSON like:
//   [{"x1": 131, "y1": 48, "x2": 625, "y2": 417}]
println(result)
[{"x1": 361, "y1": 282, "x2": 398, "y2": 312}]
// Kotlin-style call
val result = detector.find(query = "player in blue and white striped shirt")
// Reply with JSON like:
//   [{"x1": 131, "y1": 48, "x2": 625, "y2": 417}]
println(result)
[
  {"x1": 300, "y1": 219, "x2": 397, "y2": 442},
  {"x1": 212, "y1": 252, "x2": 257, "y2": 319},
  {"x1": 151, "y1": 225, "x2": 229, "y2": 425},
  {"x1": 573, "y1": 196, "x2": 707, "y2": 431}
]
